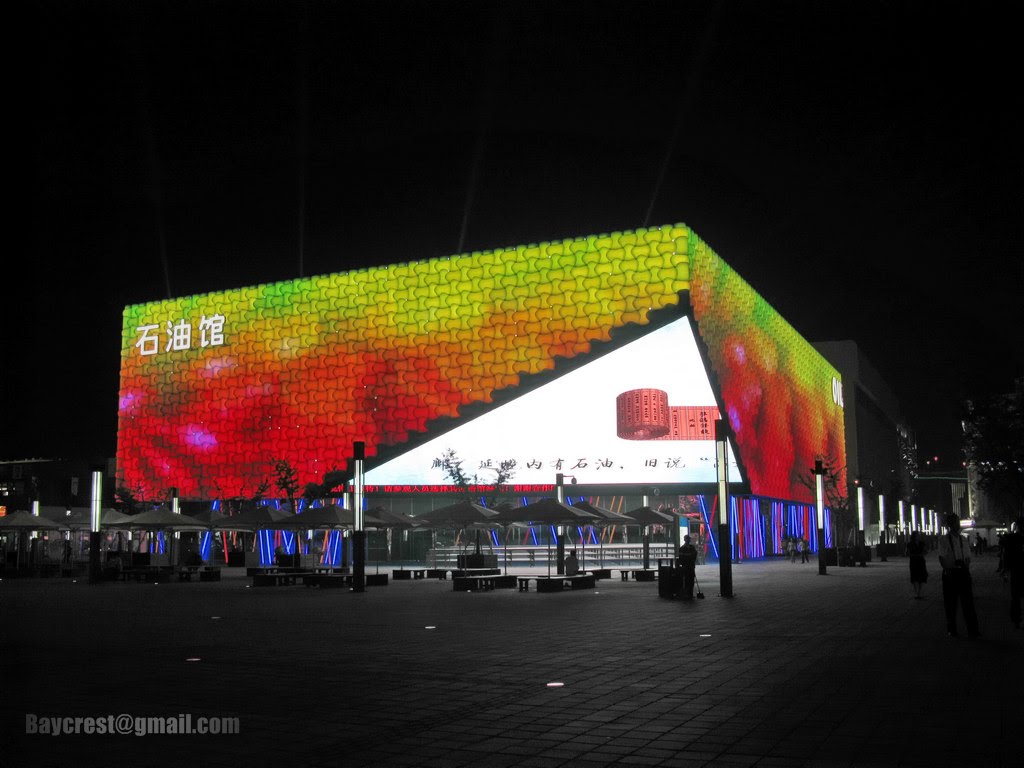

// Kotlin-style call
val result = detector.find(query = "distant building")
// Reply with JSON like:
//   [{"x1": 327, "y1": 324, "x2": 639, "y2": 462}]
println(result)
[
  {"x1": 813, "y1": 340, "x2": 920, "y2": 529},
  {"x1": 0, "y1": 457, "x2": 116, "y2": 514}
]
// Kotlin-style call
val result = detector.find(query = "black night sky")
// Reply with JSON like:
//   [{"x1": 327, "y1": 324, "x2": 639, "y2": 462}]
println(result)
[{"x1": 11, "y1": 0, "x2": 1023, "y2": 469}]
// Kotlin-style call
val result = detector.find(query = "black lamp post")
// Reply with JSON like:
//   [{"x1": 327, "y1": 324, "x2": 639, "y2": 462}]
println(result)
[
  {"x1": 814, "y1": 460, "x2": 827, "y2": 576},
  {"x1": 715, "y1": 419, "x2": 733, "y2": 597},
  {"x1": 856, "y1": 482, "x2": 867, "y2": 567},
  {"x1": 351, "y1": 441, "x2": 366, "y2": 593},
  {"x1": 88, "y1": 467, "x2": 104, "y2": 584},
  {"x1": 555, "y1": 473, "x2": 566, "y2": 574}
]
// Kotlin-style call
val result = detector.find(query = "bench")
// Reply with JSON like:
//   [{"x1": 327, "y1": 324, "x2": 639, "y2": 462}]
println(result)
[
  {"x1": 426, "y1": 569, "x2": 449, "y2": 579},
  {"x1": 517, "y1": 574, "x2": 597, "y2": 592},
  {"x1": 119, "y1": 567, "x2": 174, "y2": 583},
  {"x1": 453, "y1": 574, "x2": 517, "y2": 592},
  {"x1": 392, "y1": 568, "x2": 427, "y2": 580},
  {"x1": 619, "y1": 569, "x2": 658, "y2": 581},
  {"x1": 303, "y1": 573, "x2": 353, "y2": 588},
  {"x1": 247, "y1": 566, "x2": 279, "y2": 577},
  {"x1": 586, "y1": 568, "x2": 612, "y2": 580},
  {"x1": 177, "y1": 566, "x2": 222, "y2": 582},
  {"x1": 252, "y1": 572, "x2": 302, "y2": 586},
  {"x1": 452, "y1": 568, "x2": 502, "y2": 578}
]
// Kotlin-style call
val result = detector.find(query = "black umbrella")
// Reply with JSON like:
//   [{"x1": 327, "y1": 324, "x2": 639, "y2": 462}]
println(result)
[
  {"x1": 211, "y1": 506, "x2": 297, "y2": 532},
  {"x1": 569, "y1": 501, "x2": 636, "y2": 569},
  {"x1": 626, "y1": 506, "x2": 676, "y2": 569},
  {"x1": 624, "y1": 506, "x2": 674, "y2": 525},
  {"x1": 183, "y1": 509, "x2": 229, "y2": 562},
  {"x1": 0, "y1": 511, "x2": 69, "y2": 569},
  {"x1": 366, "y1": 508, "x2": 425, "y2": 568},
  {"x1": 274, "y1": 504, "x2": 384, "y2": 530},
  {"x1": 415, "y1": 501, "x2": 502, "y2": 566},
  {"x1": 414, "y1": 500, "x2": 501, "y2": 526},
  {"x1": 496, "y1": 499, "x2": 600, "y2": 576},
  {"x1": 107, "y1": 507, "x2": 211, "y2": 566}
]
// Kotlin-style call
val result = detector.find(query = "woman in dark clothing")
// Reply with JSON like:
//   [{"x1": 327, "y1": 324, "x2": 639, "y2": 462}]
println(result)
[{"x1": 906, "y1": 530, "x2": 928, "y2": 599}]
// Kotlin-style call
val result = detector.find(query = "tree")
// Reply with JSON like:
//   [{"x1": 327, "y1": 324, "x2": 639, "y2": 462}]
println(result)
[
  {"x1": 114, "y1": 484, "x2": 144, "y2": 515},
  {"x1": 961, "y1": 381, "x2": 1024, "y2": 522},
  {"x1": 302, "y1": 468, "x2": 348, "y2": 506},
  {"x1": 798, "y1": 456, "x2": 852, "y2": 547},
  {"x1": 435, "y1": 448, "x2": 517, "y2": 509},
  {"x1": 272, "y1": 459, "x2": 301, "y2": 513}
]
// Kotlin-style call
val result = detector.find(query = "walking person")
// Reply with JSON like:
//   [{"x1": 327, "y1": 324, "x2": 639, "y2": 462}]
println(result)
[
  {"x1": 937, "y1": 514, "x2": 981, "y2": 639},
  {"x1": 905, "y1": 530, "x2": 928, "y2": 599},
  {"x1": 1001, "y1": 516, "x2": 1023, "y2": 629},
  {"x1": 677, "y1": 535, "x2": 698, "y2": 599},
  {"x1": 799, "y1": 536, "x2": 810, "y2": 563}
]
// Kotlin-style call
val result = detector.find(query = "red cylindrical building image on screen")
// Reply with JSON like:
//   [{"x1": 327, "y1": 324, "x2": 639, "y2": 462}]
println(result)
[
  {"x1": 616, "y1": 389, "x2": 671, "y2": 439},
  {"x1": 617, "y1": 389, "x2": 720, "y2": 440}
]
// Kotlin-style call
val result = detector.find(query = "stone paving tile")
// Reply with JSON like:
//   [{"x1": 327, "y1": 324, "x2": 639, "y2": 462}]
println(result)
[{"x1": 2, "y1": 556, "x2": 1023, "y2": 768}]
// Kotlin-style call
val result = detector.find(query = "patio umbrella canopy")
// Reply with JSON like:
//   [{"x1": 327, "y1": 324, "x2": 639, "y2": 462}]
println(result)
[
  {"x1": 107, "y1": 507, "x2": 211, "y2": 532},
  {"x1": 496, "y1": 498, "x2": 600, "y2": 576},
  {"x1": 273, "y1": 504, "x2": 384, "y2": 530},
  {"x1": 0, "y1": 510, "x2": 68, "y2": 531},
  {"x1": 624, "y1": 506, "x2": 675, "y2": 525},
  {"x1": 625, "y1": 506, "x2": 677, "y2": 570},
  {"x1": 412, "y1": 500, "x2": 503, "y2": 569},
  {"x1": 185, "y1": 509, "x2": 228, "y2": 527},
  {"x1": 210, "y1": 506, "x2": 297, "y2": 532},
  {"x1": 38, "y1": 506, "x2": 132, "y2": 530},
  {"x1": 570, "y1": 501, "x2": 636, "y2": 524},
  {"x1": 366, "y1": 508, "x2": 423, "y2": 529},
  {"x1": 413, "y1": 500, "x2": 501, "y2": 526},
  {"x1": 497, "y1": 497, "x2": 600, "y2": 526},
  {"x1": 566, "y1": 500, "x2": 636, "y2": 569}
]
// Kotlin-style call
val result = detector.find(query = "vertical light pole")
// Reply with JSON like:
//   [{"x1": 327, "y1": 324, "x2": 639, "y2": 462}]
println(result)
[
  {"x1": 555, "y1": 473, "x2": 565, "y2": 575},
  {"x1": 715, "y1": 419, "x2": 733, "y2": 597},
  {"x1": 88, "y1": 468, "x2": 103, "y2": 584},
  {"x1": 30, "y1": 497, "x2": 40, "y2": 543},
  {"x1": 814, "y1": 459, "x2": 827, "y2": 575},
  {"x1": 910, "y1": 504, "x2": 917, "y2": 533},
  {"x1": 878, "y1": 493, "x2": 887, "y2": 561},
  {"x1": 640, "y1": 490, "x2": 651, "y2": 570},
  {"x1": 857, "y1": 484, "x2": 867, "y2": 567},
  {"x1": 898, "y1": 500, "x2": 905, "y2": 539},
  {"x1": 170, "y1": 487, "x2": 180, "y2": 566},
  {"x1": 351, "y1": 441, "x2": 366, "y2": 593},
  {"x1": 339, "y1": 490, "x2": 350, "y2": 568}
]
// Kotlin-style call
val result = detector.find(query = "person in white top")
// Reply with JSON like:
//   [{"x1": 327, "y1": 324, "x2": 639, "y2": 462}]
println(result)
[{"x1": 937, "y1": 514, "x2": 981, "y2": 638}]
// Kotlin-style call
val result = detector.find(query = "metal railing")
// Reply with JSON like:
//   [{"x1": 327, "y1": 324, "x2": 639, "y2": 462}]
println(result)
[{"x1": 425, "y1": 543, "x2": 676, "y2": 569}]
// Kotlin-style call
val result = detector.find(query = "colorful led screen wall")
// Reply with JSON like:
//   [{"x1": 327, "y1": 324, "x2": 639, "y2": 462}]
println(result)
[{"x1": 116, "y1": 223, "x2": 844, "y2": 503}]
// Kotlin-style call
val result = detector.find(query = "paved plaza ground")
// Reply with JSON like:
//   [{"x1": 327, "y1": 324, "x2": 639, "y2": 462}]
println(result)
[{"x1": 1, "y1": 553, "x2": 1021, "y2": 768}]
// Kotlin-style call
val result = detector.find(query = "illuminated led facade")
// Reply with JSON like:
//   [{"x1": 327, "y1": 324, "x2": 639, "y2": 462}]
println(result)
[{"x1": 116, "y1": 223, "x2": 846, "y2": 504}]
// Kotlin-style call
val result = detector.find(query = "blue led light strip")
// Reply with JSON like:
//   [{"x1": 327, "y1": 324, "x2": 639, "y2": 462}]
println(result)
[{"x1": 697, "y1": 495, "x2": 720, "y2": 560}]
